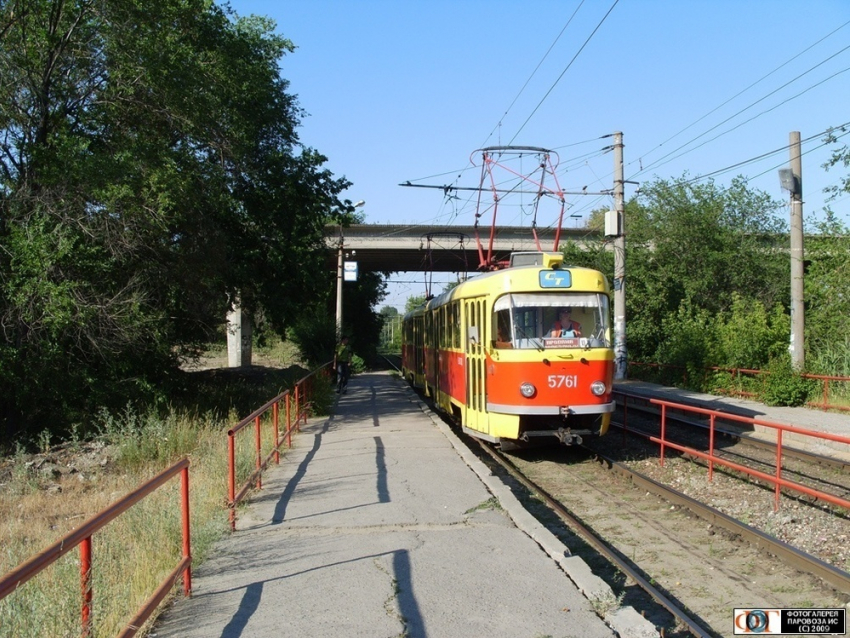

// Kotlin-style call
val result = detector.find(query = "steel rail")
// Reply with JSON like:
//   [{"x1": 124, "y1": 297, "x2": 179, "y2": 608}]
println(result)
[
  {"x1": 594, "y1": 448, "x2": 850, "y2": 594},
  {"x1": 384, "y1": 353, "x2": 709, "y2": 634},
  {"x1": 472, "y1": 439, "x2": 713, "y2": 638}
]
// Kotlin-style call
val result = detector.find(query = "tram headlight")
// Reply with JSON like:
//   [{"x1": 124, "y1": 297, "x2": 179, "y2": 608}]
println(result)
[
  {"x1": 590, "y1": 381, "x2": 607, "y2": 396},
  {"x1": 520, "y1": 382, "x2": 536, "y2": 398}
]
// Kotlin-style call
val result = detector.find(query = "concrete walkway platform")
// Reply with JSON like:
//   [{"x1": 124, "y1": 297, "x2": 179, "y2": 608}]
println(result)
[{"x1": 153, "y1": 371, "x2": 657, "y2": 638}]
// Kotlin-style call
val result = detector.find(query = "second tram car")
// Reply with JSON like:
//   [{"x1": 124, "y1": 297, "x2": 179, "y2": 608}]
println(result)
[{"x1": 401, "y1": 251, "x2": 615, "y2": 448}]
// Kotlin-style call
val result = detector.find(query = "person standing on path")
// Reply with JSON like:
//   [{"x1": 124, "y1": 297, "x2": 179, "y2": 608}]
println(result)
[{"x1": 334, "y1": 336, "x2": 353, "y2": 393}]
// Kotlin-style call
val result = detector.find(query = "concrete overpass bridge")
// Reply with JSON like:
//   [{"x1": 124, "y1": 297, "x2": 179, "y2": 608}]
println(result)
[
  {"x1": 228, "y1": 223, "x2": 601, "y2": 366},
  {"x1": 324, "y1": 223, "x2": 601, "y2": 273}
]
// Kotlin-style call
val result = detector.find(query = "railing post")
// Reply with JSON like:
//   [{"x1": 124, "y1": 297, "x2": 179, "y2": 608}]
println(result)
[
  {"x1": 255, "y1": 416, "x2": 262, "y2": 490},
  {"x1": 775, "y1": 429, "x2": 783, "y2": 512},
  {"x1": 273, "y1": 401, "x2": 280, "y2": 464},
  {"x1": 659, "y1": 404, "x2": 667, "y2": 467},
  {"x1": 181, "y1": 465, "x2": 192, "y2": 597},
  {"x1": 286, "y1": 392, "x2": 292, "y2": 447},
  {"x1": 81, "y1": 537, "x2": 92, "y2": 638},
  {"x1": 295, "y1": 385, "x2": 301, "y2": 432},
  {"x1": 228, "y1": 434, "x2": 236, "y2": 531},
  {"x1": 708, "y1": 414, "x2": 715, "y2": 482}
]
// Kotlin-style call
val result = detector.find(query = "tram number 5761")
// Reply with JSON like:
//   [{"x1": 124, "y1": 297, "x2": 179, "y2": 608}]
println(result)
[{"x1": 548, "y1": 374, "x2": 578, "y2": 388}]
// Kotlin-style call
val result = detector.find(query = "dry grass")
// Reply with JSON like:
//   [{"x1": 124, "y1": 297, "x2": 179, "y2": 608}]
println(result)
[
  {"x1": 0, "y1": 415, "x2": 236, "y2": 637},
  {"x1": 0, "y1": 343, "x2": 328, "y2": 638}
]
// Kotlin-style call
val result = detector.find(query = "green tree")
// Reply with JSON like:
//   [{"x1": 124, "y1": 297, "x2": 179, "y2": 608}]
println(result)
[
  {"x1": 625, "y1": 176, "x2": 788, "y2": 362},
  {"x1": 339, "y1": 269, "x2": 389, "y2": 365},
  {"x1": 405, "y1": 294, "x2": 427, "y2": 313},
  {"x1": 379, "y1": 305, "x2": 402, "y2": 352},
  {"x1": 0, "y1": 0, "x2": 350, "y2": 440},
  {"x1": 803, "y1": 213, "x2": 850, "y2": 374},
  {"x1": 822, "y1": 125, "x2": 850, "y2": 200},
  {"x1": 806, "y1": 129, "x2": 850, "y2": 375}
]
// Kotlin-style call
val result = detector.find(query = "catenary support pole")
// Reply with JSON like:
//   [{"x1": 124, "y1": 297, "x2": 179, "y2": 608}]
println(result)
[
  {"x1": 789, "y1": 131, "x2": 805, "y2": 370},
  {"x1": 336, "y1": 231, "x2": 344, "y2": 336},
  {"x1": 613, "y1": 132, "x2": 627, "y2": 380}
]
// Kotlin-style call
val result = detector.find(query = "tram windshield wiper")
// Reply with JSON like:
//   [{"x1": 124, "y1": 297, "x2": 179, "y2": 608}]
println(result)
[{"x1": 513, "y1": 324, "x2": 544, "y2": 352}]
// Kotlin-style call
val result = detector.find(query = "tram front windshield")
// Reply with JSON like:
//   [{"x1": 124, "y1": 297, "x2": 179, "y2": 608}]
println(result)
[{"x1": 492, "y1": 293, "x2": 611, "y2": 349}]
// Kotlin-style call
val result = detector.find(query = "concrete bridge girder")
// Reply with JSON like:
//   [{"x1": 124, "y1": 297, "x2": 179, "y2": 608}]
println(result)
[{"x1": 325, "y1": 224, "x2": 599, "y2": 273}]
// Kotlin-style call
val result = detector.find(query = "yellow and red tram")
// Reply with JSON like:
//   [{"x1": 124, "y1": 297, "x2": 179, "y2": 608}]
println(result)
[{"x1": 401, "y1": 251, "x2": 614, "y2": 448}]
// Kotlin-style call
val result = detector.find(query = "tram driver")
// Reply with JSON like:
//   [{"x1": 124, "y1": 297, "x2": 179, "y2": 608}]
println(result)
[
  {"x1": 549, "y1": 307, "x2": 582, "y2": 338},
  {"x1": 495, "y1": 325, "x2": 513, "y2": 349},
  {"x1": 494, "y1": 310, "x2": 513, "y2": 349}
]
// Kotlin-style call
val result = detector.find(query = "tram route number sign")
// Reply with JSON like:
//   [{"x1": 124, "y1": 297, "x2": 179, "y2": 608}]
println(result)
[{"x1": 733, "y1": 608, "x2": 846, "y2": 635}]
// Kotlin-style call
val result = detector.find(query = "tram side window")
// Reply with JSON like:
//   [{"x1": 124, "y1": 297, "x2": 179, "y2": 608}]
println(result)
[
  {"x1": 451, "y1": 303, "x2": 460, "y2": 348},
  {"x1": 493, "y1": 309, "x2": 513, "y2": 348}
]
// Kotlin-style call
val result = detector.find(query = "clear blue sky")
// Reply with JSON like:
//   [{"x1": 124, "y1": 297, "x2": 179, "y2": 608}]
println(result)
[{"x1": 227, "y1": 0, "x2": 850, "y2": 311}]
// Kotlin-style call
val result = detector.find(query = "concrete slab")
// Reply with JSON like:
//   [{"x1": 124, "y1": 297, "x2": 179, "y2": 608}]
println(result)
[{"x1": 153, "y1": 372, "x2": 655, "y2": 638}]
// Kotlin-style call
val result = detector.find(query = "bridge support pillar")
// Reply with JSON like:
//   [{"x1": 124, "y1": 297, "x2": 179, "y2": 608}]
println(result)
[{"x1": 226, "y1": 301, "x2": 252, "y2": 368}]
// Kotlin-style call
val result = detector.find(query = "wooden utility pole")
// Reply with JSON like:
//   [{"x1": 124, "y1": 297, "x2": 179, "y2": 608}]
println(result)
[
  {"x1": 789, "y1": 131, "x2": 805, "y2": 370},
  {"x1": 613, "y1": 132, "x2": 627, "y2": 380}
]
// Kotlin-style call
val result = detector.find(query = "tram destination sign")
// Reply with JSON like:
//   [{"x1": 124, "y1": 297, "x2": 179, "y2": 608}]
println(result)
[{"x1": 733, "y1": 608, "x2": 846, "y2": 635}]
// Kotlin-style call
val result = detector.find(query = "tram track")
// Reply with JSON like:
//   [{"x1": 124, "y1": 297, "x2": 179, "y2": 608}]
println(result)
[
  {"x1": 590, "y1": 443, "x2": 850, "y2": 592},
  {"x1": 480, "y1": 439, "x2": 849, "y2": 638},
  {"x1": 604, "y1": 402, "x2": 850, "y2": 572},
  {"x1": 383, "y1": 357, "x2": 850, "y2": 636},
  {"x1": 471, "y1": 438, "x2": 711, "y2": 638},
  {"x1": 617, "y1": 399, "x2": 850, "y2": 473},
  {"x1": 612, "y1": 401, "x2": 850, "y2": 503}
]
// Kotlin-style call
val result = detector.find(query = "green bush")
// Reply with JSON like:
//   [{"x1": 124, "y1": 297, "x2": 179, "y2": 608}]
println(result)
[
  {"x1": 351, "y1": 353, "x2": 366, "y2": 374},
  {"x1": 287, "y1": 310, "x2": 336, "y2": 367},
  {"x1": 654, "y1": 303, "x2": 712, "y2": 388},
  {"x1": 762, "y1": 356, "x2": 812, "y2": 407},
  {"x1": 712, "y1": 295, "x2": 789, "y2": 369},
  {"x1": 705, "y1": 370, "x2": 735, "y2": 394}
]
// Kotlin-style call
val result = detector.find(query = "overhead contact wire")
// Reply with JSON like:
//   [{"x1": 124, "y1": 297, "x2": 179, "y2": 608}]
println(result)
[{"x1": 508, "y1": 0, "x2": 620, "y2": 145}]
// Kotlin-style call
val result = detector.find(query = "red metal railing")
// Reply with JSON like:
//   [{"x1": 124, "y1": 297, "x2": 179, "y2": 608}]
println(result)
[
  {"x1": 227, "y1": 363, "x2": 330, "y2": 530},
  {"x1": 615, "y1": 390, "x2": 850, "y2": 512},
  {"x1": 628, "y1": 361, "x2": 850, "y2": 412},
  {"x1": 0, "y1": 458, "x2": 192, "y2": 638}
]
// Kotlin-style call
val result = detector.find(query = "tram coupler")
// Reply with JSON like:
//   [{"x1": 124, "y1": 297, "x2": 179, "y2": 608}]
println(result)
[
  {"x1": 555, "y1": 428, "x2": 582, "y2": 446},
  {"x1": 519, "y1": 428, "x2": 583, "y2": 446}
]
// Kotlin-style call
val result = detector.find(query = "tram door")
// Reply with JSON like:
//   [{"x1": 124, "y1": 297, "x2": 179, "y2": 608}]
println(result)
[
  {"x1": 463, "y1": 298, "x2": 487, "y2": 433},
  {"x1": 413, "y1": 314, "x2": 424, "y2": 386},
  {"x1": 429, "y1": 308, "x2": 441, "y2": 398}
]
